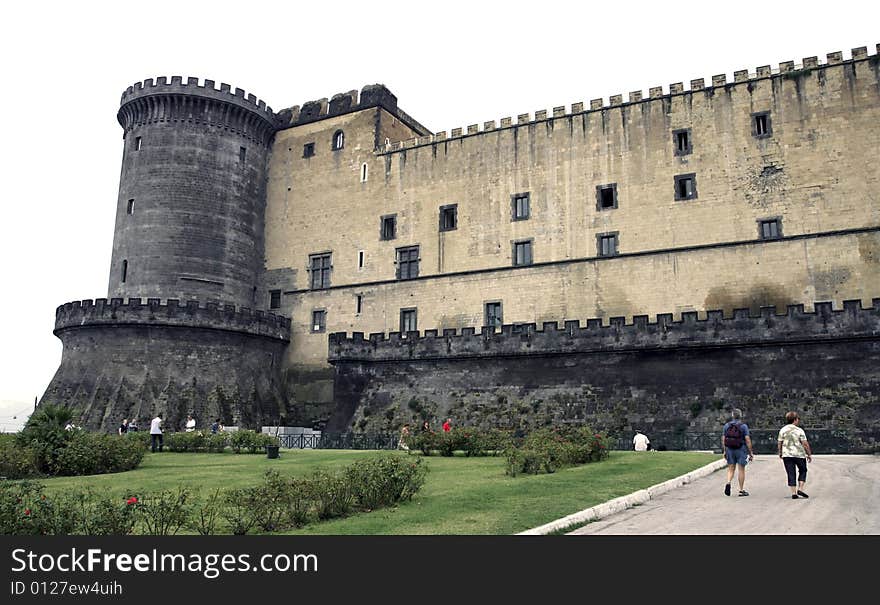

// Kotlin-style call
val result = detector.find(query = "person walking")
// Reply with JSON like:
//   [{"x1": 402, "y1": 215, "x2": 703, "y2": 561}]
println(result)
[
  {"x1": 118, "y1": 418, "x2": 128, "y2": 435},
  {"x1": 442, "y1": 418, "x2": 452, "y2": 432},
  {"x1": 722, "y1": 408, "x2": 754, "y2": 497},
  {"x1": 150, "y1": 413, "x2": 164, "y2": 453},
  {"x1": 777, "y1": 411, "x2": 813, "y2": 499},
  {"x1": 633, "y1": 430, "x2": 650, "y2": 452}
]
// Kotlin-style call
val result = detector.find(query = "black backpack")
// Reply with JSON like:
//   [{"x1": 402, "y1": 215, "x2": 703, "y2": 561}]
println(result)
[{"x1": 724, "y1": 422, "x2": 744, "y2": 449}]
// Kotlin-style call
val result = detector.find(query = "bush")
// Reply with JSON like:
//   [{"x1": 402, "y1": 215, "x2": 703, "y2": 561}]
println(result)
[
  {"x1": 230, "y1": 430, "x2": 279, "y2": 454},
  {"x1": 505, "y1": 426, "x2": 612, "y2": 476},
  {"x1": 222, "y1": 487, "x2": 261, "y2": 535},
  {"x1": 311, "y1": 468, "x2": 355, "y2": 520},
  {"x1": 188, "y1": 489, "x2": 223, "y2": 536},
  {"x1": 49, "y1": 432, "x2": 145, "y2": 476},
  {"x1": 0, "y1": 481, "x2": 77, "y2": 535},
  {"x1": 70, "y1": 491, "x2": 140, "y2": 535},
  {"x1": 165, "y1": 431, "x2": 208, "y2": 452},
  {"x1": 345, "y1": 455, "x2": 427, "y2": 510},
  {"x1": 0, "y1": 434, "x2": 40, "y2": 479},
  {"x1": 138, "y1": 488, "x2": 192, "y2": 535}
]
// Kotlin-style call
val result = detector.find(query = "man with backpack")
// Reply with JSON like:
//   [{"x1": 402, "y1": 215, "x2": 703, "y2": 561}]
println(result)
[{"x1": 722, "y1": 408, "x2": 754, "y2": 497}]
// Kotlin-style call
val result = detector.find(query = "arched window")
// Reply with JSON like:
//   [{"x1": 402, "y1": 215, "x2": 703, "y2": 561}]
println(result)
[{"x1": 332, "y1": 130, "x2": 344, "y2": 150}]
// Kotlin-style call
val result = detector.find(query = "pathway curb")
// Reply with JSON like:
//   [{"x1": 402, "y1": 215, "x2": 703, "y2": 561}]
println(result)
[{"x1": 516, "y1": 457, "x2": 728, "y2": 535}]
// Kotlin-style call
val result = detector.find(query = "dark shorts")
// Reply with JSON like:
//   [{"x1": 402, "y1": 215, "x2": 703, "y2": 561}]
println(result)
[{"x1": 725, "y1": 447, "x2": 749, "y2": 466}]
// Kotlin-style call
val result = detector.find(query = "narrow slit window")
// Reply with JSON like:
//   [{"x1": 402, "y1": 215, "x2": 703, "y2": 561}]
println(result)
[
  {"x1": 597, "y1": 232, "x2": 619, "y2": 257},
  {"x1": 269, "y1": 290, "x2": 281, "y2": 310},
  {"x1": 134, "y1": 136, "x2": 142, "y2": 151},
  {"x1": 311, "y1": 309, "x2": 326, "y2": 333},
  {"x1": 121, "y1": 260, "x2": 128, "y2": 283},
  {"x1": 356, "y1": 295, "x2": 363, "y2": 315},
  {"x1": 127, "y1": 199, "x2": 135, "y2": 214},
  {"x1": 361, "y1": 163, "x2": 368, "y2": 182},
  {"x1": 674, "y1": 174, "x2": 698, "y2": 201},
  {"x1": 380, "y1": 215, "x2": 397, "y2": 240},
  {"x1": 439, "y1": 204, "x2": 458, "y2": 231},
  {"x1": 332, "y1": 130, "x2": 344, "y2": 150},
  {"x1": 358, "y1": 250, "x2": 365, "y2": 269},
  {"x1": 239, "y1": 146, "x2": 247, "y2": 162},
  {"x1": 596, "y1": 184, "x2": 618, "y2": 210},
  {"x1": 673, "y1": 129, "x2": 692, "y2": 155}
]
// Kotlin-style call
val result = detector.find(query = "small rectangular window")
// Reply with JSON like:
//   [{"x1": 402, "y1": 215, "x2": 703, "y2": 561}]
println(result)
[
  {"x1": 512, "y1": 193, "x2": 530, "y2": 221},
  {"x1": 361, "y1": 163, "x2": 368, "y2": 182},
  {"x1": 396, "y1": 246, "x2": 420, "y2": 280},
  {"x1": 358, "y1": 250, "x2": 365, "y2": 269},
  {"x1": 673, "y1": 129, "x2": 692, "y2": 156},
  {"x1": 134, "y1": 137, "x2": 142, "y2": 151},
  {"x1": 127, "y1": 199, "x2": 135, "y2": 215},
  {"x1": 597, "y1": 232, "x2": 619, "y2": 257},
  {"x1": 674, "y1": 174, "x2": 698, "y2": 201},
  {"x1": 485, "y1": 302, "x2": 503, "y2": 328},
  {"x1": 311, "y1": 309, "x2": 326, "y2": 332},
  {"x1": 513, "y1": 240, "x2": 533, "y2": 266},
  {"x1": 752, "y1": 111, "x2": 771, "y2": 138},
  {"x1": 380, "y1": 215, "x2": 397, "y2": 240},
  {"x1": 356, "y1": 295, "x2": 363, "y2": 315},
  {"x1": 309, "y1": 253, "x2": 332, "y2": 289},
  {"x1": 269, "y1": 290, "x2": 281, "y2": 310},
  {"x1": 239, "y1": 147, "x2": 247, "y2": 162},
  {"x1": 303, "y1": 142, "x2": 315, "y2": 158},
  {"x1": 758, "y1": 217, "x2": 782, "y2": 240},
  {"x1": 121, "y1": 259, "x2": 128, "y2": 283},
  {"x1": 596, "y1": 184, "x2": 618, "y2": 210},
  {"x1": 399, "y1": 308, "x2": 418, "y2": 333},
  {"x1": 439, "y1": 204, "x2": 458, "y2": 231}
]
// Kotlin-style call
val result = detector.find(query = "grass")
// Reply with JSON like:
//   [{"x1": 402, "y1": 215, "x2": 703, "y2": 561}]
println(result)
[{"x1": 37, "y1": 450, "x2": 716, "y2": 535}]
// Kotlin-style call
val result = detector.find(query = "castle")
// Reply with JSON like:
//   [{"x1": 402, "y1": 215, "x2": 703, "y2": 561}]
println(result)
[{"x1": 43, "y1": 45, "x2": 880, "y2": 436}]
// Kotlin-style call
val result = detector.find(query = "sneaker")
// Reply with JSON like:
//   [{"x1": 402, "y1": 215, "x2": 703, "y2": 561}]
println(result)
[
  {"x1": 797, "y1": 490, "x2": 809, "y2": 498},
  {"x1": 792, "y1": 494, "x2": 799, "y2": 499},
  {"x1": 738, "y1": 490, "x2": 749, "y2": 497},
  {"x1": 724, "y1": 483, "x2": 731, "y2": 496}
]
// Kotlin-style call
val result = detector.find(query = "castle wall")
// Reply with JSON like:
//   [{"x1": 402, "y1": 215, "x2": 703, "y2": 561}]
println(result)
[{"x1": 327, "y1": 301, "x2": 880, "y2": 434}]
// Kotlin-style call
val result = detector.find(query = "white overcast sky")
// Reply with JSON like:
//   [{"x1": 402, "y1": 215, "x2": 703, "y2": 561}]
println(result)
[{"x1": 0, "y1": 0, "x2": 876, "y2": 430}]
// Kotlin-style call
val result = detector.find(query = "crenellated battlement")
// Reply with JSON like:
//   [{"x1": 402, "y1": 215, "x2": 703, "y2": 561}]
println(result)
[
  {"x1": 377, "y1": 44, "x2": 878, "y2": 153},
  {"x1": 120, "y1": 76, "x2": 278, "y2": 121},
  {"x1": 275, "y1": 84, "x2": 431, "y2": 135},
  {"x1": 328, "y1": 299, "x2": 880, "y2": 362},
  {"x1": 55, "y1": 298, "x2": 291, "y2": 342}
]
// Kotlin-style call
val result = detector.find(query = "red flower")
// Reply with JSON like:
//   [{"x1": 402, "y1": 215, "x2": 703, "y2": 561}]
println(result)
[
  {"x1": 126, "y1": 497, "x2": 138, "y2": 505},
  {"x1": 24, "y1": 509, "x2": 31, "y2": 516}
]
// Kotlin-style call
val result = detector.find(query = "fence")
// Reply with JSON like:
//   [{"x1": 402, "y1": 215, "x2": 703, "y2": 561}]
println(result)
[
  {"x1": 614, "y1": 430, "x2": 880, "y2": 454},
  {"x1": 277, "y1": 432, "x2": 398, "y2": 450}
]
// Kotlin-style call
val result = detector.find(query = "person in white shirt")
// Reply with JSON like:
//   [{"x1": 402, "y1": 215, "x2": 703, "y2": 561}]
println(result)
[
  {"x1": 777, "y1": 411, "x2": 813, "y2": 499},
  {"x1": 633, "y1": 431, "x2": 650, "y2": 452},
  {"x1": 185, "y1": 415, "x2": 196, "y2": 432},
  {"x1": 150, "y1": 413, "x2": 164, "y2": 452}
]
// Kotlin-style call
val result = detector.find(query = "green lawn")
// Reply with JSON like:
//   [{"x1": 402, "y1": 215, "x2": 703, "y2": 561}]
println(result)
[{"x1": 38, "y1": 450, "x2": 716, "y2": 535}]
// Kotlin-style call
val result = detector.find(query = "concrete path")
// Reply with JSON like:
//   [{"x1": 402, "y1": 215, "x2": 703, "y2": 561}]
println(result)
[{"x1": 568, "y1": 454, "x2": 880, "y2": 535}]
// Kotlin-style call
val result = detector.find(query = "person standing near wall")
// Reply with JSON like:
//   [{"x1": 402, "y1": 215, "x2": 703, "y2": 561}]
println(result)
[
  {"x1": 150, "y1": 413, "x2": 164, "y2": 453},
  {"x1": 633, "y1": 431, "x2": 650, "y2": 452},
  {"x1": 722, "y1": 408, "x2": 754, "y2": 497},
  {"x1": 777, "y1": 411, "x2": 813, "y2": 499}
]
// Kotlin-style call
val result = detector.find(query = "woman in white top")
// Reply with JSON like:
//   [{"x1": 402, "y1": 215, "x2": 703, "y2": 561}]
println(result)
[
  {"x1": 185, "y1": 415, "x2": 196, "y2": 432},
  {"x1": 777, "y1": 411, "x2": 813, "y2": 499}
]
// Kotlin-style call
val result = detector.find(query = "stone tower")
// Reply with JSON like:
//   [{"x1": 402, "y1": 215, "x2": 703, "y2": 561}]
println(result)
[{"x1": 41, "y1": 77, "x2": 291, "y2": 432}]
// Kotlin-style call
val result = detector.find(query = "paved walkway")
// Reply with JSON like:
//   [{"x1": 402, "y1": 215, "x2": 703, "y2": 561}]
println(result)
[{"x1": 568, "y1": 454, "x2": 880, "y2": 535}]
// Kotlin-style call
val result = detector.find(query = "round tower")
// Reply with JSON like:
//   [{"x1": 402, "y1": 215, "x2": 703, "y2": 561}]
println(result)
[
  {"x1": 41, "y1": 77, "x2": 290, "y2": 432},
  {"x1": 111, "y1": 76, "x2": 278, "y2": 306}
]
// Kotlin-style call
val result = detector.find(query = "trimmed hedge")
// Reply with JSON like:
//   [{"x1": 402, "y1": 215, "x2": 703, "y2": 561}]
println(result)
[{"x1": 504, "y1": 426, "x2": 612, "y2": 476}]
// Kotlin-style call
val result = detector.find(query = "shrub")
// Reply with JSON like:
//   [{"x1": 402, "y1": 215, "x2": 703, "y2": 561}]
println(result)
[
  {"x1": 0, "y1": 481, "x2": 77, "y2": 535},
  {"x1": 70, "y1": 491, "x2": 140, "y2": 535},
  {"x1": 0, "y1": 434, "x2": 40, "y2": 479},
  {"x1": 124, "y1": 430, "x2": 151, "y2": 449},
  {"x1": 49, "y1": 432, "x2": 145, "y2": 476},
  {"x1": 206, "y1": 433, "x2": 230, "y2": 453},
  {"x1": 504, "y1": 426, "x2": 612, "y2": 476},
  {"x1": 165, "y1": 431, "x2": 208, "y2": 452},
  {"x1": 230, "y1": 430, "x2": 278, "y2": 454},
  {"x1": 311, "y1": 468, "x2": 355, "y2": 520},
  {"x1": 138, "y1": 488, "x2": 191, "y2": 535},
  {"x1": 222, "y1": 487, "x2": 261, "y2": 535},
  {"x1": 406, "y1": 431, "x2": 438, "y2": 456},
  {"x1": 188, "y1": 489, "x2": 223, "y2": 536},
  {"x1": 345, "y1": 455, "x2": 427, "y2": 510}
]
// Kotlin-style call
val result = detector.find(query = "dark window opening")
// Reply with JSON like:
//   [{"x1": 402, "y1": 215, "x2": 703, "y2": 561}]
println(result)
[
  {"x1": 758, "y1": 218, "x2": 782, "y2": 240},
  {"x1": 309, "y1": 253, "x2": 332, "y2": 289},
  {"x1": 400, "y1": 308, "x2": 417, "y2": 333},
  {"x1": 396, "y1": 246, "x2": 420, "y2": 280},
  {"x1": 126, "y1": 199, "x2": 135, "y2": 215},
  {"x1": 673, "y1": 129, "x2": 692, "y2": 155},
  {"x1": 361, "y1": 163, "x2": 368, "y2": 182},
  {"x1": 269, "y1": 290, "x2": 281, "y2": 310},
  {"x1": 439, "y1": 204, "x2": 458, "y2": 231},
  {"x1": 597, "y1": 232, "x2": 619, "y2": 257},
  {"x1": 134, "y1": 137, "x2": 142, "y2": 151},
  {"x1": 332, "y1": 130, "x2": 344, "y2": 150},
  {"x1": 239, "y1": 146, "x2": 247, "y2": 162},
  {"x1": 596, "y1": 184, "x2": 618, "y2": 210},
  {"x1": 311, "y1": 309, "x2": 326, "y2": 333},
  {"x1": 121, "y1": 260, "x2": 128, "y2": 283},
  {"x1": 303, "y1": 142, "x2": 315, "y2": 158},
  {"x1": 513, "y1": 240, "x2": 533, "y2": 266},
  {"x1": 674, "y1": 174, "x2": 698, "y2": 200},
  {"x1": 485, "y1": 302, "x2": 503, "y2": 328},
  {"x1": 380, "y1": 215, "x2": 397, "y2": 240},
  {"x1": 358, "y1": 250, "x2": 365, "y2": 269},
  {"x1": 356, "y1": 295, "x2": 363, "y2": 315},
  {"x1": 753, "y1": 112, "x2": 771, "y2": 138},
  {"x1": 512, "y1": 193, "x2": 530, "y2": 220}
]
